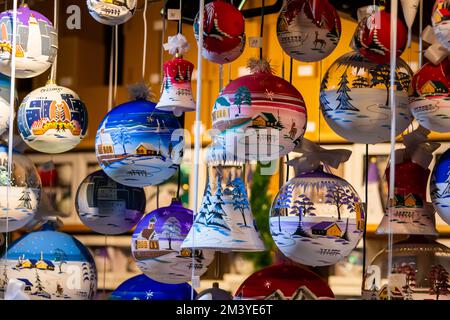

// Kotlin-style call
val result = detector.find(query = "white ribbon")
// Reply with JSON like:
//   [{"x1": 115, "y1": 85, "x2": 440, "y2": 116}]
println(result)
[
  {"x1": 422, "y1": 25, "x2": 449, "y2": 65},
  {"x1": 163, "y1": 33, "x2": 190, "y2": 56},
  {"x1": 400, "y1": 0, "x2": 419, "y2": 48},
  {"x1": 289, "y1": 138, "x2": 352, "y2": 175},
  {"x1": 4, "y1": 279, "x2": 31, "y2": 300},
  {"x1": 395, "y1": 126, "x2": 440, "y2": 169}
]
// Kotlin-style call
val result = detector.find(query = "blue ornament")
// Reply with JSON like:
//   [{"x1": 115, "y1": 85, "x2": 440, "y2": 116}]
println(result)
[
  {"x1": 0, "y1": 226, "x2": 97, "y2": 300},
  {"x1": 109, "y1": 274, "x2": 195, "y2": 300},
  {"x1": 431, "y1": 148, "x2": 450, "y2": 225},
  {"x1": 95, "y1": 97, "x2": 183, "y2": 187}
]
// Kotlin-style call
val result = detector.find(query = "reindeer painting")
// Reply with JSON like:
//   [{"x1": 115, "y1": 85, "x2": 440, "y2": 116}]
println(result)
[
  {"x1": 313, "y1": 31, "x2": 326, "y2": 49},
  {"x1": 289, "y1": 120, "x2": 298, "y2": 140}
]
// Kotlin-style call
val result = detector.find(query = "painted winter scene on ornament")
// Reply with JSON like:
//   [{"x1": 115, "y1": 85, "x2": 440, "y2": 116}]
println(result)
[
  {"x1": 87, "y1": 0, "x2": 137, "y2": 26},
  {"x1": 409, "y1": 60, "x2": 450, "y2": 133},
  {"x1": 0, "y1": 73, "x2": 16, "y2": 136},
  {"x1": 276, "y1": 0, "x2": 341, "y2": 62},
  {"x1": 95, "y1": 96, "x2": 183, "y2": 188},
  {"x1": 17, "y1": 83, "x2": 88, "y2": 154},
  {"x1": 182, "y1": 161, "x2": 265, "y2": 252},
  {"x1": 362, "y1": 237, "x2": 450, "y2": 300},
  {"x1": 0, "y1": 5, "x2": 57, "y2": 78},
  {"x1": 270, "y1": 169, "x2": 365, "y2": 267},
  {"x1": 212, "y1": 59, "x2": 307, "y2": 161},
  {"x1": 320, "y1": 52, "x2": 413, "y2": 144},
  {"x1": 0, "y1": 228, "x2": 97, "y2": 300},
  {"x1": 131, "y1": 199, "x2": 214, "y2": 284},
  {"x1": 76, "y1": 170, "x2": 146, "y2": 235},
  {"x1": 431, "y1": 148, "x2": 450, "y2": 225},
  {"x1": 193, "y1": 0, "x2": 245, "y2": 64},
  {"x1": 432, "y1": 0, "x2": 450, "y2": 51},
  {"x1": 0, "y1": 145, "x2": 41, "y2": 233}
]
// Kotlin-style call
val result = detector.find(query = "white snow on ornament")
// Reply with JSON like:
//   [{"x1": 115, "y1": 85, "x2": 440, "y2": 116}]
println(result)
[{"x1": 163, "y1": 33, "x2": 190, "y2": 56}]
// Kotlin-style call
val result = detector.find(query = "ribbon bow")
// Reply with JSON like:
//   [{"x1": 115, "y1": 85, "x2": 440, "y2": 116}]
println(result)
[
  {"x1": 395, "y1": 126, "x2": 440, "y2": 169},
  {"x1": 288, "y1": 138, "x2": 352, "y2": 175},
  {"x1": 4, "y1": 279, "x2": 31, "y2": 300},
  {"x1": 163, "y1": 33, "x2": 190, "y2": 56},
  {"x1": 422, "y1": 25, "x2": 449, "y2": 65}
]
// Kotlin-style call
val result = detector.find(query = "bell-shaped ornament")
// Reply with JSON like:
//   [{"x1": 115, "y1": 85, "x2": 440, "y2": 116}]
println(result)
[
  {"x1": 156, "y1": 34, "x2": 195, "y2": 116},
  {"x1": 376, "y1": 128, "x2": 440, "y2": 236},
  {"x1": 181, "y1": 142, "x2": 265, "y2": 252}
]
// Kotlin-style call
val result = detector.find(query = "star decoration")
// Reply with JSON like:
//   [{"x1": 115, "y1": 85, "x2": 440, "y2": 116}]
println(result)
[
  {"x1": 184, "y1": 222, "x2": 192, "y2": 230},
  {"x1": 145, "y1": 290, "x2": 154, "y2": 300},
  {"x1": 265, "y1": 89, "x2": 275, "y2": 101},
  {"x1": 264, "y1": 280, "x2": 272, "y2": 288}
]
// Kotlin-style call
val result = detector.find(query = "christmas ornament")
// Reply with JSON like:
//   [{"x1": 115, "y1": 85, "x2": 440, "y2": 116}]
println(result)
[
  {"x1": 320, "y1": 52, "x2": 413, "y2": 144},
  {"x1": 37, "y1": 161, "x2": 58, "y2": 187},
  {"x1": 157, "y1": 34, "x2": 195, "y2": 116},
  {"x1": 131, "y1": 198, "x2": 214, "y2": 284},
  {"x1": 376, "y1": 128, "x2": 440, "y2": 235},
  {"x1": 235, "y1": 263, "x2": 334, "y2": 300},
  {"x1": 432, "y1": 0, "x2": 450, "y2": 51},
  {"x1": 196, "y1": 282, "x2": 232, "y2": 300},
  {"x1": 0, "y1": 5, "x2": 57, "y2": 78},
  {"x1": 17, "y1": 82, "x2": 88, "y2": 154},
  {"x1": 0, "y1": 145, "x2": 41, "y2": 233},
  {"x1": 87, "y1": 0, "x2": 136, "y2": 26},
  {"x1": 212, "y1": 58, "x2": 307, "y2": 161},
  {"x1": 362, "y1": 235, "x2": 450, "y2": 300},
  {"x1": 276, "y1": 0, "x2": 341, "y2": 62},
  {"x1": 400, "y1": 0, "x2": 420, "y2": 47},
  {"x1": 409, "y1": 59, "x2": 450, "y2": 133},
  {"x1": 431, "y1": 148, "x2": 450, "y2": 225},
  {"x1": 75, "y1": 170, "x2": 146, "y2": 235},
  {"x1": 95, "y1": 84, "x2": 183, "y2": 187},
  {"x1": 193, "y1": 0, "x2": 245, "y2": 64},
  {"x1": 352, "y1": 5, "x2": 407, "y2": 64},
  {"x1": 0, "y1": 74, "x2": 16, "y2": 137},
  {"x1": 270, "y1": 139, "x2": 364, "y2": 267},
  {"x1": 0, "y1": 225, "x2": 97, "y2": 300},
  {"x1": 182, "y1": 143, "x2": 265, "y2": 252},
  {"x1": 109, "y1": 274, "x2": 195, "y2": 300}
]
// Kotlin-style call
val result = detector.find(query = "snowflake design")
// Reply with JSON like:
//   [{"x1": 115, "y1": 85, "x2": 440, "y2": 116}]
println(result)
[
  {"x1": 265, "y1": 89, "x2": 275, "y2": 101},
  {"x1": 146, "y1": 116, "x2": 153, "y2": 123},
  {"x1": 184, "y1": 222, "x2": 192, "y2": 230},
  {"x1": 145, "y1": 290, "x2": 154, "y2": 300},
  {"x1": 264, "y1": 280, "x2": 272, "y2": 289}
]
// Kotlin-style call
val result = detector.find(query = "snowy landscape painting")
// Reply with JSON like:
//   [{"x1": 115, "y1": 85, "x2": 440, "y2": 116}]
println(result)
[{"x1": 431, "y1": 149, "x2": 450, "y2": 225}]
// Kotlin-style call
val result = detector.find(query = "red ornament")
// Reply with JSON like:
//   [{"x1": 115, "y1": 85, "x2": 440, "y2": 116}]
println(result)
[
  {"x1": 193, "y1": 0, "x2": 245, "y2": 64},
  {"x1": 37, "y1": 161, "x2": 58, "y2": 187},
  {"x1": 235, "y1": 263, "x2": 334, "y2": 300},
  {"x1": 353, "y1": 8, "x2": 407, "y2": 64}
]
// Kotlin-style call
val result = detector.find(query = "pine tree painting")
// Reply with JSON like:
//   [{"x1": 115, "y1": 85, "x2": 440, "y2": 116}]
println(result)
[
  {"x1": 290, "y1": 194, "x2": 314, "y2": 237},
  {"x1": 320, "y1": 77, "x2": 333, "y2": 111},
  {"x1": 325, "y1": 184, "x2": 354, "y2": 220},
  {"x1": 196, "y1": 182, "x2": 212, "y2": 225},
  {"x1": 370, "y1": 64, "x2": 392, "y2": 107},
  {"x1": 206, "y1": 174, "x2": 230, "y2": 231},
  {"x1": 274, "y1": 184, "x2": 294, "y2": 232},
  {"x1": 231, "y1": 178, "x2": 250, "y2": 227},
  {"x1": 161, "y1": 217, "x2": 182, "y2": 250},
  {"x1": 429, "y1": 264, "x2": 450, "y2": 300},
  {"x1": 352, "y1": 75, "x2": 369, "y2": 88},
  {"x1": 336, "y1": 70, "x2": 359, "y2": 111},
  {"x1": 234, "y1": 86, "x2": 251, "y2": 114},
  {"x1": 397, "y1": 262, "x2": 416, "y2": 300},
  {"x1": 111, "y1": 126, "x2": 131, "y2": 155},
  {"x1": 17, "y1": 189, "x2": 32, "y2": 210},
  {"x1": 53, "y1": 248, "x2": 67, "y2": 273}
]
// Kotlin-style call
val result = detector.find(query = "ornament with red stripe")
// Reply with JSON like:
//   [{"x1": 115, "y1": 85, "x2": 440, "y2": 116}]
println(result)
[
  {"x1": 409, "y1": 59, "x2": 450, "y2": 133},
  {"x1": 352, "y1": 5, "x2": 407, "y2": 64},
  {"x1": 432, "y1": 0, "x2": 450, "y2": 51},
  {"x1": 212, "y1": 58, "x2": 307, "y2": 161},
  {"x1": 193, "y1": 0, "x2": 245, "y2": 64},
  {"x1": 277, "y1": 0, "x2": 341, "y2": 62}
]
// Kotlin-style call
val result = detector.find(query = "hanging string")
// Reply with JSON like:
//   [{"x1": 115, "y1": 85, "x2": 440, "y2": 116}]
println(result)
[
  {"x1": 418, "y1": 0, "x2": 423, "y2": 68},
  {"x1": 362, "y1": 144, "x2": 369, "y2": 288},
  {"x1": 387, "y1": 0, "x2": 399, "y2": 300},
  {"x1": 318, "y1": 61, "x2": 322, "y2": 145},
  {"x1": 113, "y1": 25, "x2": 119, "y2": 105},
  {"x1": 107, "y1": 28, "x2": 114, "y2": 111},
  {"x1": 178, "y1": 0, "x2": 183, "y2": 34},
  {"x1": 4, "y1": 0, "x2": 18, "y2": 267},
  {"x1": 142, "y1": 0, "x2": 148, "y2": 80},
  {"x1": 49, "y1": 0, "x2": 59, "y2": 83},
  {"x1": 176, "y1": 167, "x2": 182, "y2": 199},
  {"x1": 259, "y1": 0, "x2": 265, "y2": 59},
  {"x1": 228, "y1": 63, "x2": 232, "y2": 84},
  {"x1": 160, "y1": 0, "x2": 168, "y2": 83},
  {"x1": 191, "y1": 0, "x2": 205, "y2": 301},
  {"x1": 219, "y1": 65, "x2": 223, "y2": 92},
  {"x1": 102, "y1": 234, "x2": 107, "y2": 296}
]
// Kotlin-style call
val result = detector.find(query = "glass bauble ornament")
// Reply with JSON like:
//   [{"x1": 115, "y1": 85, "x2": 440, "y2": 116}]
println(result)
[
  {"x1": 270, "y1": 167, "x2": 365, "y2": 267},
  {"x1": 277, "y1": 0, "x2": 341, "y2": 62},
  {"x1": 132, "y1": 198, "x2": 214, "y2": 284},
  {"x1": 196, "y1": 282, "x2": 233, "y2": 300},
  {"x1": 212, "y1": 59, "x2": 307, "y2": 161},
  {"x1": 0, "y1": 225, "x2": 97, "y2": 300},
  {"x1": 409, "y1": 60, "x2": 450, "y2": 133},
  {"x1": 0, "y1": 74, "x2": 17, "y2": 136},
  {"x1": 0, "y1": 5, "x2": 57, "y2": 78},
  {"x1": 109, "y1": 274, "x2": 195, "y2": 300},
  {"x1": 0, "y1": 145, "x2": 41, "y2": 233},
  {"x1": 87, "y1": 0, "x2": 136, "y2": 26},
  {"x1": 432, "y1": 0, "x2": 450, "y2": 51},
  {"x1": 75, "y1": 170, "x2": 146, "y2": 235},
  {"x1": 95, "y1": 90, "x2": 183, "y2": 187},
  {"x1": 362, "y1": 236, "x2": 450, "y2": 300},
  {"x1": 193, "y1": 0, "x2": 245, "y2": 64},
  {"x1": 235, "y1": 263, "x2": 334, "y2": 300},
  {"x1": 352, "y1": 6, "x2": 407, "y2": 64},
  {"x1": 17, "y1": 82, "x2": 88, "y2": 153},
  {"x1": 320, "y1": 52, "x2": 413, "y2": 144},
  {"x1": 431, "y1": 148, "x2": 450, "y2": 225}
]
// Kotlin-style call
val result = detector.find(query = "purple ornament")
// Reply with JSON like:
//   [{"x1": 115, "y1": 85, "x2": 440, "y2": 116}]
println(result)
[{"x1": 131, "y1": 198, "x2": 214, "y2": 284}]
